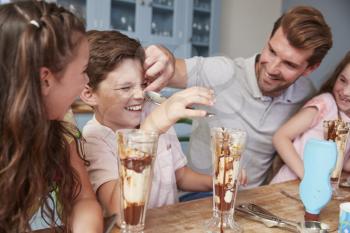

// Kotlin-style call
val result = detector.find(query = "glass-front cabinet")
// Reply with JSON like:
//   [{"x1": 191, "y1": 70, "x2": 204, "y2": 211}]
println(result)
[
  {"x1": 53, "y1": 0, "x2": 221, "y2": 58},
  {"x1": 108, "y1": 0, "x2": 180, "y2": 47},
  {"x1": 186, "y1": 0, "x2": 220, "y2": 57}
]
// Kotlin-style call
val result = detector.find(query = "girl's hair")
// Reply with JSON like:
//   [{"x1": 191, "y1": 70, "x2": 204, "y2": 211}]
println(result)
[
  {"x1": 0, "y1": 1, "x2": 85, "y2": 232},
  {"x1": 86, "y1": 30, "x2": 145, "y2": 90},
  {"x1": 271, "y1": 6, "x2": 332, "y2": 67},
  {"x1": 319, "y1": 51, "x2": 350, "y2": 95}
]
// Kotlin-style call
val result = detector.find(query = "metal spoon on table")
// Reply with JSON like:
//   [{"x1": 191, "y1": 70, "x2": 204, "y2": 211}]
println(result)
[
  {"x1": 236, "y1": 203, "x2": 330, "y2": 232},
  {"x1": 144, "y1": 91, "x2": 215, "y2": 117}
]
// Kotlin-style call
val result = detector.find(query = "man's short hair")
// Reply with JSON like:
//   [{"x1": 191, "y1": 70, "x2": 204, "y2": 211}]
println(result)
[{"x1": 271, "y1": 6, "x2": 332, "y2": 67}]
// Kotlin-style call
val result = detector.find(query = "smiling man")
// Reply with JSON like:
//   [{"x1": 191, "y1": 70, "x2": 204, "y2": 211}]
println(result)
[{"x1": 147, "y1": 6, "x2": 333, "y2": 188}]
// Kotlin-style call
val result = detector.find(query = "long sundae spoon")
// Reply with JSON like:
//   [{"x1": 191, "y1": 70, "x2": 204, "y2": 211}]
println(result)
[{"x1": 145, "y1": 91, "x2": 215, "y2": 117}]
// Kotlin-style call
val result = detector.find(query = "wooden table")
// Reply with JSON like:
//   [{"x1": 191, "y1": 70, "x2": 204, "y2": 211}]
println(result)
[
  {"x1": 131, "y1": 180, "x2": 345, "y2": 233},
  {"x1": 35, "y1": 180, "x2": 349, "y2": 233}
]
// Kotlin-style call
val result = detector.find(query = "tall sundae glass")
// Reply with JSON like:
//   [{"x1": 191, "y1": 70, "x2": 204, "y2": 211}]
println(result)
[
  {"x1": 323, "y1": 120, "x2": 350, "y2": 200},
  {"x1": 117, "y1": 129, "x2": 159, "y2": 233},
  {"x1": 206, "y1": 127, "x2": 247, "y2": 233}
]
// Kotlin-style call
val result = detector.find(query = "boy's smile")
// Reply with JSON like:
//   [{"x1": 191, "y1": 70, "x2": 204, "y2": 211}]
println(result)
[{"x1": 93, "y1": 58, "x2": 146, "y2": 131}]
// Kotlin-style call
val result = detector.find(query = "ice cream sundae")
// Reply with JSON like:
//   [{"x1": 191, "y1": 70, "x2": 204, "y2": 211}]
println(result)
[
  {"x1": 117, "y1": 130, "x2": 158, "y2": 232},
  {"x1": 206, "y1": 127, "x2": 246, "y2": 233},
  {"x1": 323, "y1": 120, "x2": 350, "y2": 199}
]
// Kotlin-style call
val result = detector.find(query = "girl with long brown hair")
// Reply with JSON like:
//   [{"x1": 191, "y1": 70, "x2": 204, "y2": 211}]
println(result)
[
  {"x1": 271, "y1": 51, "x2": 350, "y2": 184},
  {"x1": 0, "y1": 1, "x2": 102, "y2": 232}
]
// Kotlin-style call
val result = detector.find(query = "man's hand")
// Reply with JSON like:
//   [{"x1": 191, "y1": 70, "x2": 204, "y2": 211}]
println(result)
[
  {"x1": 141, "y1": 86, "x2": 214, "y2": 134},
  {"x1": 144, "y1": 45, "x2": 175, "y2": 92}
]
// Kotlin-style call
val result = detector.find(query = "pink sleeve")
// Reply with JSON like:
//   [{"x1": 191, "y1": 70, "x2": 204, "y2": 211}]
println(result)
[
  {"x1": 83, "y1": 127, "x2": 118, "y2": 193},
  {"x1": 302, "y1": 93, "x2": 334, "y2": 128}
]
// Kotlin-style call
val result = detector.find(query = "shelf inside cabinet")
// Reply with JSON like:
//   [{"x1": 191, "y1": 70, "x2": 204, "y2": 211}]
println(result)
[
  {"x1": 193, "y1": 0, "x2": 211, "y2": 13},
  {"x1": 191, "y1": 41, "x2": 209, "y2": 47},
  {"x1": 193, "y1": 7, "x2": 211, "y2": 14},
  {"x1": 114, "y1": 0, "x2": 136, "y2": 4},
  {"x1": 152, "y1": 3, "x2": 174, "y2": 11}
]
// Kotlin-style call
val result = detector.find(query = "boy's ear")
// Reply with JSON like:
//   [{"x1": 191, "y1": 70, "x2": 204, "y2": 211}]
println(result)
[
  {"x1": 40, "y1": 67, "x2": 54, "y2": 96},
  {"x1": 80, "y1": 84, "x2": 98, "y2": 107},
  {"x1": 302, "y1": 62, "x2": 320, "y2": 77}
]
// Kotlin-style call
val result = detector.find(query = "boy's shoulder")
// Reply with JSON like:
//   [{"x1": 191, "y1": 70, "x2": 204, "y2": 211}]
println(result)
[{"x1": 82, "y1": 117, "x2": 115, "y2": 141}]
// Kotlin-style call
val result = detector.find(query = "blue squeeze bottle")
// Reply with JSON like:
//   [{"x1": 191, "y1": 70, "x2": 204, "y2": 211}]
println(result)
[{"x1": 299, "y1": 138, "x2": 337, "y2": 221}]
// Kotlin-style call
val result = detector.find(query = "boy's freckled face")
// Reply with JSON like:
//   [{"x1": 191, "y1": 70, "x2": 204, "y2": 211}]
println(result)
[{"x1": 94, "y1": 58, "x2": 146, "y2": 131}]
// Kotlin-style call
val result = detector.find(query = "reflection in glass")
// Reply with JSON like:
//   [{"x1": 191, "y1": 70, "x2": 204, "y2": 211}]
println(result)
[
  {"x1": 57, "y1": 0, "x2": 86, "y2": 19},
  {"x1": 111, "y1": 0, "x2": 136, "y2": 32},
  {"x1": 151, "y1": 0, "x2": 174, "y2": 37}
]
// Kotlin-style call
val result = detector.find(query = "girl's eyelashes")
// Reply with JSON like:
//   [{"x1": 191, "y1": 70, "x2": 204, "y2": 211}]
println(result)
[
  {"x1": 338, "y1": 76, "x2": 347, "y2": 85},
  {"x1": 141, "y1": 82, "x2": 148, "y2": 89},
  {"x1": 114, "y1": 86, "x2": 131, "y2": 91}
]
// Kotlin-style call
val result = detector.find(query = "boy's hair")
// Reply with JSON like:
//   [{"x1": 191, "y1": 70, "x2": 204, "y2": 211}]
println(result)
[
  {"x1": 271, "y1": 5, "x2": 332, "y2": 67},
  {"x1": 0, "y1": 1, "x2": 85, "y2": 232},
  {"x1": 319, "y1": 51, "x2": 350, "y2": 94},
  {"x1": 87, "y1": 30, "x2": 145, "y2": 90}
]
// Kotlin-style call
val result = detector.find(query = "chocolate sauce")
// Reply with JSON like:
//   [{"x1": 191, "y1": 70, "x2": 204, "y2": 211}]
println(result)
[
  {"x1": 214, "y1": 132, "x2": 236, "y2": 212},
  {"x1": 330, "y1": 177, "x2": 339, "y2": 182},
  {"x1": 327, "y1": 121, "x2": 337, "y2": 141},
  {"x1": 124, "y1": 203, "x2": 145, "y2": 225},
  {"x1": 212, "y1": 129, "x2": 244, "y2": 232},
  {"x1": 120, "y1": 155, "x2": 152, "y2": 173},
  {"x1": 214, "y1": 182, "x2": 237, "y2": 211}
]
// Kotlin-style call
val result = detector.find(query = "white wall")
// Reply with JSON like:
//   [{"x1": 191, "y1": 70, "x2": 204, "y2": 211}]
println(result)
[{"x1": 219, "y1": 0, "x2": 282, "y2": 58}]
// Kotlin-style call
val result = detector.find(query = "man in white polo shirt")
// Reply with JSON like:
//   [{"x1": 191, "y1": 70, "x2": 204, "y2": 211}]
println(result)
[{"x1": 145, "y1": 6, "x2": 333, "y2": 188}]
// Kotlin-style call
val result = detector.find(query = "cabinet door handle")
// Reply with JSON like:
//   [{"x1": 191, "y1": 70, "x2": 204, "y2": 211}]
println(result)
[{"x1": 139, "y1": 0, "x2": 145, "y2": 6}]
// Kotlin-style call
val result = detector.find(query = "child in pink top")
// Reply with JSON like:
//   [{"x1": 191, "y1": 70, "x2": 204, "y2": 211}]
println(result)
[
  {"x1": 80, "y1": 30, "x2": 225, "y2": 220},
  {"x1": 271, "y1": 51, "x2": 350, "y2": 184}
]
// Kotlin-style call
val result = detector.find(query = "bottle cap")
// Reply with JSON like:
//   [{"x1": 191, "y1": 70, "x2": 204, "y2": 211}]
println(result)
[{"x1": 304, "y1": 211, "x2": 320, "y2": 221}]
